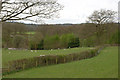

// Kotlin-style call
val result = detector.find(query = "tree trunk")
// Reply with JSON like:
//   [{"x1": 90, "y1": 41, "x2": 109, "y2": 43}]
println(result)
[
  {"x1": 0, "y1": 22, "x2": 2, "y2": 80},
  {"x1": 0, "y1": 1, "x2": 2, "y2": 79}
]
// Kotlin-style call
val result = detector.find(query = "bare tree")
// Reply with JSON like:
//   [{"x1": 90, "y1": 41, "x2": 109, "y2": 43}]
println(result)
[
  {"x1": 87, "y1": 9, "x2": 117, "y2": 44},
  {"x1": 88, "y1": 9, "x2": 117, "y2": 24},
  {"x1": 0, "y1": 0, "x2": 63, "y2": 22}
]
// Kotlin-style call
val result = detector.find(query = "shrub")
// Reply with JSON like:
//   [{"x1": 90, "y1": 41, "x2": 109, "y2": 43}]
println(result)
[
  {"x1": 60, "y1": 33, "x2": 80, "y2": 48},
  {"x1": 37, "y1": 40, "x2": 44, "y2": 50},
  {"x1": 30, "y1": 40, "x2": 44, "y2": 50},
  {"x1": 43, "y1": 33, "x2": 80, "y2": 49},
  {"x1": 68, "y1": 37, "x2": 80, "y2": 48},
  {"x1": 44, "y1": 34, "x2": 61, "y2": 49}
]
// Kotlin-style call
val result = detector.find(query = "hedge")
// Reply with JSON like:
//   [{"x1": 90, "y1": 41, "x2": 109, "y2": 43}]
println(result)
[{"x1": 3, "y1": 46, "x2": 106, "y2": 75}]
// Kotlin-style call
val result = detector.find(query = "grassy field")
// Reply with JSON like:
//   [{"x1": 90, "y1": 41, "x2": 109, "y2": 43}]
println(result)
[
  {"x1": 25, "y1": 32, "x2": 36, "y2": 34},
  {"x1": 2, "y1": 47, "x2": 91, "y2": 67},
  {"x1": 3, "y1": 46, "x2": 118, "y2": 78}
]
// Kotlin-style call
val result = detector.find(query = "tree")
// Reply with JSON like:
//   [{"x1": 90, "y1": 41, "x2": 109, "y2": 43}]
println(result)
[
  {"x1": 87, "y1": 9, "x2": 117, "y2": 44},
  {"x1": 88, "y1": 9, "x2": 117, "y2": 24},
  {"x1": 0, "y1": 0, "x2": 63, "y2": 22},
  {"x1": 13, "y1": 35, "x2": 27, "y2": 48}
]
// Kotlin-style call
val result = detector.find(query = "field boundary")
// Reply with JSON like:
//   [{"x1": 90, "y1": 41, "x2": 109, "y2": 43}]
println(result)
[{"x1": 2, "y1": 45, "x2": 106, "y2": 75}]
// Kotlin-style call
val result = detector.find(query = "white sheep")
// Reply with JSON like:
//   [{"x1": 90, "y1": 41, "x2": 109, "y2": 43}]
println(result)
[
  {"x1": 40, "y1": 55, "x2": 45, "y2": 57},
  {"x1": 31, "y1": 50, "x2": 33, "y2": 52},
  {"x1": 35, "y1": 50, "x2": 37, "y2": 53}
]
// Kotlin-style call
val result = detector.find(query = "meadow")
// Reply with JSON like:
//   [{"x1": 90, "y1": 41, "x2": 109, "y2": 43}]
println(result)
[
  {"x1": 2, "y1": 47, "x2": 91, "y2": 67},
  {"x1": 3, "y1": 46, "x2": 118, "y2": 78},
  {"x1": 25, "y1": 32, "x2": 36, "y2": 34},
  {"x1": 2, "y1": 22, "x2": 118, "y2": 78}
]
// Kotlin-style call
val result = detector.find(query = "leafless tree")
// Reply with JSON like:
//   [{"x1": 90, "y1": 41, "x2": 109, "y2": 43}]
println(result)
[
  {"x1": 87, "y1": 9, "x2": 117, "y2": 44},
  {"x1": 88, "y1": 9, "x2": 117, "y2": 24},
  {"x1": 0, "y1": 0, "x2": 63, "y2": 22}
]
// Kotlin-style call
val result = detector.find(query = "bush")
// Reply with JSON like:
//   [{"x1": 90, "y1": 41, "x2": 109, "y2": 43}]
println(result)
[
  {"x1": 44, "y1": 33, "x2": 80, "y2": 49},
  {"x1": 68, "y1": 37, "x2": 80, "y2": 48},
  {"x1": 37, "y1": 40, "x2": 44, "y2": 50},
  {"x1": 60, "y1": 33, "x2": 80, "y2": 48},
  {"x1": 44, "y1": 34, "x2": 61, "y2": 49}
]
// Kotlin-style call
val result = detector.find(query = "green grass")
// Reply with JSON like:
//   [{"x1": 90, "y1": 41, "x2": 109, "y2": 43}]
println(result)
[
  {"x1": 3, "y1": 46, "x2": 118, "y2": 78},
  {"x1": 25, "y1": 32, "x2": 35, "y2": 34},
  {"x1": 16, "y1": 31, "x2": 35, "y2": 34},
  {"x1": 2, "y1": 47, "x2": 91, "y2": 67}
]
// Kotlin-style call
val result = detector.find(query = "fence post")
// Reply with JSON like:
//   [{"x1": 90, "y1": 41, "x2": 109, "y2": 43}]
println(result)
[
  {"x1": 64, "y1": 57, "x2": 66, "y2": 63},
  {"x1": 46, "y1": 60, "x2": 48, "y2": 65},
  {"x1": 56, "y1": 58, "x2": 58, "y2": 64},
  {"x1": 23, "y1": 64, "x2": 25, "y2": 70},
  {"x1": 36, "y1": 61, "x2": 38, "y2": 67},
  {"x1": 8, "y1": 64, "x2": 10, "y2": 72},
  {"x1": 72, "y1": 55, "x2": 73, "y2": 61}
]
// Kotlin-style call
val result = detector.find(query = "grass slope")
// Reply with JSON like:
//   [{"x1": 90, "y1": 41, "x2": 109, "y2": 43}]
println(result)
[
  {"x1": 3, "y1": 46, "x2": 118, "y2": 78},
  {"x1": 2, "y1": 47, "x2": 91, "y2": 67}
]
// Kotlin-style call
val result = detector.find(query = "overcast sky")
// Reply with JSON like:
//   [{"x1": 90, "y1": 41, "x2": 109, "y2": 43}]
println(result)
[
  {"x1": 42, "y1": 0, "x2": 119, "y2": 24},
  {"x1": 22, "y1": 0, "x2": 119, "y2": 24}
]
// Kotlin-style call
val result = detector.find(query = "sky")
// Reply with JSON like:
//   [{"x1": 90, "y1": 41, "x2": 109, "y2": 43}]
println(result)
[
  {"x1": 119, "y1": 1, "x2": 120, "y2": 22},
  {"x1": 43, "y1": 0, "x2": 119, "y2": 24},
  {"x1": 23, "y1": 0, "x2": 119, "y2": 24}
]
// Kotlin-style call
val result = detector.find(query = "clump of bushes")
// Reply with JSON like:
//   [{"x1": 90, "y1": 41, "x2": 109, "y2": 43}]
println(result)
[
  {"x1": 60, "y1": 33, "x2": 80, "y2": 48},
  {"x1": 68, "y1": 37, "x2": 80, "y2": 48},
  {"x1": 30, "y1": 33, "x2": 80, "y2": 50},
  {"x1": 44, "y1": 35, "x2": 61, "y2": 49}
]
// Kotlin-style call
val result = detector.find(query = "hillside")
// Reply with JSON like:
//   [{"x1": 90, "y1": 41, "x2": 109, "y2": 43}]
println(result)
[
  {"x1": 3, "y1": 46, "x2": 118, "y2": 78},
  {"x1": 2, "y1": 22, "x2": 118, "y2": 49}
]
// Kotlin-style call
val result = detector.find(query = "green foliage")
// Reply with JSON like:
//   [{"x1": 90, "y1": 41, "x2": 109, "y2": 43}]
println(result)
[
  {"x1": 30, "y1": 40, "x2": 44, "y2": 50},
  {"x1": 37, "y1": 40, "x2": 44, "y2": 50},
  {"x1": 29, "y1": 32, "x2": 44, "y2": 50},
  {"x1": 80, "y1": 36, "x2": 95, "y2": 47},
  {"x1": 43, "y1": 33, "x2": 80, "y2": 49},
  {"x1": 44, "y1": 34, "x2": 61, "y2": 49},
  {"x1": 2, "y1": 22, "x2": 118, "y2": 49},
  {"x1": 68, "y1": 37, "x2": 80, "y2": 48},
  {"x1": 60, "y1": 33, "x2": 75, "y2": 48}
]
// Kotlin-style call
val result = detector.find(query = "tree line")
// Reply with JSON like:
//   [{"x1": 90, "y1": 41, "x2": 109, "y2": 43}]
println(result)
[{"x1": 2, "y1": 22, "x2": 118, "y2": 49}]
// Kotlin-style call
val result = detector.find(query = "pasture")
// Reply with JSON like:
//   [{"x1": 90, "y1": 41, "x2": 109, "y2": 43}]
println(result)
[
  {"x1": 2, "y1": 47, "x2": 91, "y2": 67},
  {"x1": 3, "y1": 46, "x2": 118, "y2": 78},
  {"x1": 25, "y1": 32, "x2": 36, "y2": 34}
]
